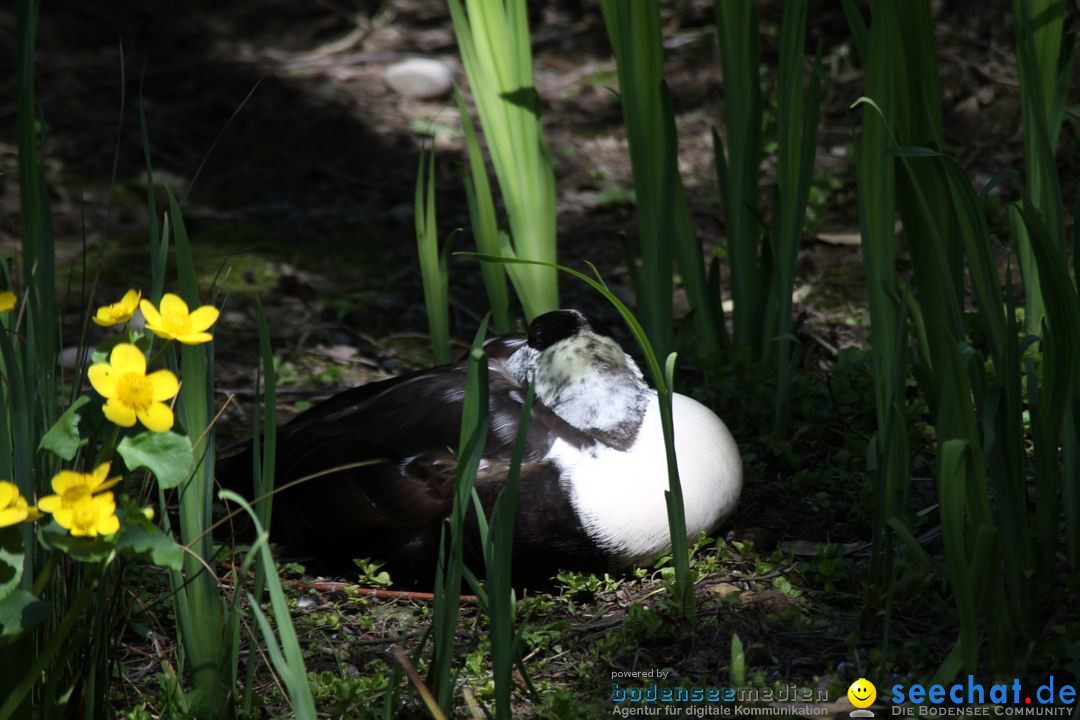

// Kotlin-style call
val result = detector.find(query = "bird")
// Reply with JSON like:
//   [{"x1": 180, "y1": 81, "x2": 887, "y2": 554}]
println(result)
[{"x1": 218, "y1": 309, "x2": 742, "y2": 586}]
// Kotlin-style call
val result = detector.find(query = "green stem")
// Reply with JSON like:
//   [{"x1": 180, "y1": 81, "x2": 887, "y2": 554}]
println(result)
[
  {"x1": 148, "y1": 339, "x2": 173, "y2": 369},
  {"x1": 30, "y1": 549, "x2": 58, "y2": 597},
  {"x1": 94, "y1": 425, "x2": 121, "y2": 466}
]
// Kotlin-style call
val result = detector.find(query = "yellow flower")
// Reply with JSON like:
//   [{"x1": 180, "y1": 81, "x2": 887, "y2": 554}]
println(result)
[
  {"x1": 0, "y1": 291, "x2": 15, "y2": 314},
  {"x1": 37, "y1": 463, "x2": 122, "y2": 536},
  {"x1": 139, "y1": 293, "x2": 219, "y2": 344},
  {"x1": 93, "y1": 289, "x2": 141, "y2": 327},
  {"x1": 0, "y1": 480, "x2": 37, "y2": 528},
  {"x1": 88, "y1": 343, "x2": 179, "y2": 432}
]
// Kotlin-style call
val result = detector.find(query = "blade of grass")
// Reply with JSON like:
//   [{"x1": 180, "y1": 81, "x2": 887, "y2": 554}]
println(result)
[
  {"x1": 455, "y1": 86, "x2": 512, "y2": 334},
  {"x1": 167, "y1": 188, "x2": 227, "y2": 715},
  {"x1": 431, "y1": 317, "x2": 491, "y2": 712},
  {"x1": 416, "y1": 147, "x2": 452, "y2": 364},
  {"x1": 220, "y1": 491, "x2": 316, "y2": 718},
  {"x1": 448, "y1": 0, "x2": 558, "y2": 320},
  {"x1": 771, "y1": 0, "x2": 820, "y2": 435},
  {"x1": 713, "y1": 0, "x2": 763, "y2": 353},
  {"x1": 484, "y1": 382, "x2": 534, "y2": 719}
]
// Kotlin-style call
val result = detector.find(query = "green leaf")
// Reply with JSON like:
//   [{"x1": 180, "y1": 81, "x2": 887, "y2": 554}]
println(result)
[
  {"x1": 117, "y1": 430, "x2": 194, "y2": 490},
  {"x1": 115, "y1": 510, "x2": 183, "y2": 570},
  {"x1": 0, "y1": 526, "x2": 24, "y2": 605},
  {"x1": 38, "y1": 521, "x2": 113, "y2": 563},
  {"x1": 38, "y1": 395, "x2": 89, "y2": 461},
  {"x1": 0, "y1": 589, "x2": 50, "y2": 641}
]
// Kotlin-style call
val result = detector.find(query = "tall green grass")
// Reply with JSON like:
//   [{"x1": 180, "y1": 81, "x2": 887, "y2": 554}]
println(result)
[
  {"x1": 415, "y1": 147, "x2": 453, "y2": 364},
  {"x1": 599, "y1": 0, "x2": 719, "y2": 361},
  {"x1": 852, "y1": 0, "x2": 1079, "y2": 677},
  {"x1": 711, "y1": 1, "x2": 820, "y2": 434},
  {"x1": 448, "y1": 0, "x2": 558, "y2": 321},
  {"x1": 430, "y1": 319, "x2": 491, "y2": 714},
  {"x1": 713, "y1": 0, "x2": 762, "y2": 354},
  {"x1": 456, "y1": 87, "x2": 513, "y2": 334},
  {"x1": 1011, "y1": 0, "x2": 1068, "y2": 337}
]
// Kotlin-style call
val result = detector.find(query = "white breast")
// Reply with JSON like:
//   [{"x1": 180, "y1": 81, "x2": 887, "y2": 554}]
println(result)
[{"x1": 549, "y1": 393, "x2": 742, "y2": 565}]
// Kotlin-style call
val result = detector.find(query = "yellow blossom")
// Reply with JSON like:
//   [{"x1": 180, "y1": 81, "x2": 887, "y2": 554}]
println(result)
[
  {"x1": 93, "y1": 289, "x2": 142, "y2": 327},
  {"x1": 0, "y1": 480, "x2": 39, "y2": 528},
  {"x1": 57, "y1": 493, "x2": 120, "y2": 537},
  {"x1": 0, "y1": 291, "x2": 15, "y2": 314},
  {"x1": 37, "y1": 463, "x2": 122, "y2": 536},
  {"x1": 88, "y1": 343, "x2": 179, "y2": 432},
  {"x1": 139, "y1": 293, "x2": 219, "y2": 344}
]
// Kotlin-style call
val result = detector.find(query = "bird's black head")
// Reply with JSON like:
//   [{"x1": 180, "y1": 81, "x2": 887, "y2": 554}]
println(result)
[{"x1": 527, "y1": 309, "x2": 591, "y2": 351}]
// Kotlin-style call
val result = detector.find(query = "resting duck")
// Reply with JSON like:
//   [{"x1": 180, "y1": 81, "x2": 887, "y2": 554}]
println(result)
[{"x1": 220, "y1": 309, "x2": 742, "y2": 585}]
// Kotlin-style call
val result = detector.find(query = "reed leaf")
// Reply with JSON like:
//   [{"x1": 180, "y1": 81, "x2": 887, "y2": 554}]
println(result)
[
  {"x1": 771, "y1": 0, "x2": 820, "y2": 434},
  {"x1": 416, "y1": 147, "x2": 452, "y2": 364},
  {"x1": 448, "y1": 0, "x2": 558, "y2": 320},
  {"x1": 167, "y1": 188, "x2": 227, "y2": 715},
  {"x1": 432, "y1": 318, "x2": 491, "y2": 712},
  {"x1": 713, "y1": 0, "x2": 762, "y2": 352}
]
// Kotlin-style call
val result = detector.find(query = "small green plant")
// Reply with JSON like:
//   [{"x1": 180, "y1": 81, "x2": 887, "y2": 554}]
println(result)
[
  {"x1": 554, "y1": 570, "x2": 624, "y2": 597},
  {"x1": 353, "y1": 558, "x2": 393, "y2": 588}
]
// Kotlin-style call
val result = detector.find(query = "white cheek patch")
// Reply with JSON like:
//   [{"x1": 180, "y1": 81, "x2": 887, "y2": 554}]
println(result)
[{"x1": 553, "y1": 393, "x2": 742, "y2": 565}]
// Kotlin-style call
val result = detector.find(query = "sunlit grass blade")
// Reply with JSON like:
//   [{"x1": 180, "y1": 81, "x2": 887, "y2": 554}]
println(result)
[
  {"x1": 456, "y1": 86, "x2": 512, "y2": 334},
  {"x1": 416, "y1": 147, "x2": 452, "y2": 364},
  {"x1": 448, "y1": 0, "x2": 558, "y2": 320}
]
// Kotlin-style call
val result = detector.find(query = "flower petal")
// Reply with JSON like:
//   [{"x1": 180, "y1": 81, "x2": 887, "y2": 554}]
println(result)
[
  {"x1": 51, "y1": 471, "x2": 87, "y2": 495},
  {"x1": 90, "y1": 462, "x2": 112, "y2": 490},
  {"x1": 187, "y1": 305, "x2": 219, "y2": 333},
  {"x1": 88, "y1": 364, "x2": 117, "y2": 398},
  {"x1": 96, "y1": 512, "x2": 120, "y2": 536},
  {"x1": 103, "y1": 399, "x2": 137, "y2": 427},
  {"x1": 120, "y1": 289, "x2": 141, "y2": 309},
  {"x1": 175, "y1": 332, "x2": 214, "y2": 345},
  {"x1": 160, "y1": 293, "x2": 190, "y2": 320},
  {"x1": 109, "y1": 343, "x2": 147, "y2": 375},
  {"x1": 0, "y1": 481, "x2": 16, "y2": 509},
  {"x1": 93, "y1": 492, "x2": 116, "y2": 514},
  {"x1": 54, "y1": 507, "x2": 74, "y2": 529},
  {"x1": 97, "y1": 476, "x2": 122, "y2": 493},
  {"x1": 147, "y1": 370, "x2": 180, "y2": 401},
  {"x1": 91, "y1": 311, "x2": 116, "y2": 327},
  {"x1": 140, "y1": 299, "x2": 163, "y2": 327},
  {"x1": 0, "y1": 507, "x2": 27, "y2": 528},
  {"x1": 144, "y1": 321, "x2": 176, "y2": 341},
  {"x1": 0, "y1": 291, "x2": 15, "y2": 313},
  {"x1": 37, "y1": 494, "x2": 61, "y2": 513},
  {"x1": 137, "y1": 402, "x2": 174, "y2": 433}
]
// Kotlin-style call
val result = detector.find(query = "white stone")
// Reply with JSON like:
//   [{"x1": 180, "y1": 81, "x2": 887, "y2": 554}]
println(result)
[{"x1": 383, "y1": 58, "x2": 453, "y2": 100}]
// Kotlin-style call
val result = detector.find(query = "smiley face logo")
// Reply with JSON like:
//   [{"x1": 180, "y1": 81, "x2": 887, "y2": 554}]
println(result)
[{"x1": 848, "y1": 678, "x2": 876, "y2": 708}]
